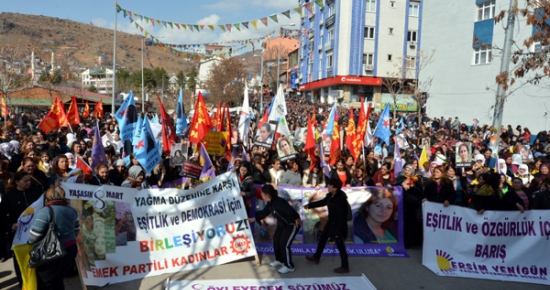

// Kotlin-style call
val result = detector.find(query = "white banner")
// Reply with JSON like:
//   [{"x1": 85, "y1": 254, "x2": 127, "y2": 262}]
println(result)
[
  {"x1": 422, "y1": 202, "x2": 550, "y2": 285},
  {"x1": 166, "y1": 275, "x2": 377, "y2": 290},
  {"x1": 61, "y1": 172, "x2": 256, "y2": 286}
]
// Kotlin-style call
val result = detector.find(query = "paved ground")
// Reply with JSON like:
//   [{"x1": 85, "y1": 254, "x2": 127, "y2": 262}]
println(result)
[{"x1": 0, "y1": 246, "x2": 547, "y2": 290}]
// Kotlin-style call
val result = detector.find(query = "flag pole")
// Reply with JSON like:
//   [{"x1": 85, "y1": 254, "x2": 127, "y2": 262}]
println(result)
[{"x1": 112, "y1": 1, "x2": 118, "y2": 115}]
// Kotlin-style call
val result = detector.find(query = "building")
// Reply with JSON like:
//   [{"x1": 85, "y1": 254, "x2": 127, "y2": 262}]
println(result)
[
  {"x1": 196, "y1": 58, "x2": 222, "y2": 96},
  {"x1": 286, "y1": 48, "x2": 300, "y2": 96},
  {"x1": 298, "y1": 0, "x2": 421, "y2": 109},
  {"x1": 420, "y1": 0, "x2": 549, "y2": 131},
  {"x1": 81, "y1": 68, "x2": 114, "y2": 95},
  {"x1": 205, "y1": 45, "x2": 232, "y2": 59},
  {"x1": 262, "y1": 36, "x2": 300, "y2": 91}
]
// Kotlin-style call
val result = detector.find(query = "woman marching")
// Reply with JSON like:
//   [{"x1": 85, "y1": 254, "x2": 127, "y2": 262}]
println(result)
[{"x1": 249, "y1": 184, "x2": 301, "y2": 274}]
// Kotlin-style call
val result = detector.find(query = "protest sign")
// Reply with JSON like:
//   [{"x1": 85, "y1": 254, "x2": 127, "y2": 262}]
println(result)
[
  {"x1": 422, "y1": 202, "x2": 550, "y2": 285},
  {"x1": 253, "y1": 186, "x2": 407, "y2": 257},
  {"x1": 254, "y1": 123, "x2": 276, "y2": 148},
  {"x1": 170, "y1": 143, "x2": 187, "y2": 166},
  {"x1": 519, "y1": 145, "x2": 533, "y2": 162},
  {"x1": 181, "y1": 162, "x2": 202, "y2": 179},
  {"x1": 204, "y1": 130, "x2": 228, "y2": 155},
  {"x1": 166, "y1": 275, "x2": 377, "y2": 290},
  {"x1": 61, "y1": 172, "x2": 256, "y2": 286},
  {"x1": 276, "y1": 136, "x2": 297, "y2": 161},
  {"x1": 12, "y1": 195, "x2": 45, "y2": 246},
  {"x1": 455, "y1": 142, "x2": 472, "y2": 167}
]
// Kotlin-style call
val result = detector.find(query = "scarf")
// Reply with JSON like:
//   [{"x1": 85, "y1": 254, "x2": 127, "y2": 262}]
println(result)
[{"x1": 45, "y1": 200, "x2": 69, "y2": 206}]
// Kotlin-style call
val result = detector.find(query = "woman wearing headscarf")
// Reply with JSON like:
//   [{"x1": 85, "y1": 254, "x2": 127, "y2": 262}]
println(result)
[
  {"x1": 515, "y1": 164, "x2": 533, "y2": 186},
  {"x1": 109, "y1": 159, "x2": 127, "y2": 187},
  {"x1": 396, "y1": 164, "x2": 425, "y2": 248},
  {"x1": 65, "y1": 152, "x2": 76, "y2": 170},
  {"x1": 28, "y1": 186, "x2": 80, "y2": 290},
  {"x1": 121, "y1": 165, "x2": 151, "y2": 189}
]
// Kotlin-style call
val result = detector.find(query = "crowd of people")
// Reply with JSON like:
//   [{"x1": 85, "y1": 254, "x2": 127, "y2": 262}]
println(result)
[{"x1": 0, "y1": 95, "x2": 549, "y2": 285}]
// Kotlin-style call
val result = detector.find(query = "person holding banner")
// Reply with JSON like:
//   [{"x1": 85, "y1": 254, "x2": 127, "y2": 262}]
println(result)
[
  {"x1": 250, "y1": 184, "x2": 301, "y2": 274},
  {"x1": 502, "y1": 177, "x2": 533, "y2": 212},
  {"x1": 305, "y1": 178, "x2": 350, "y2": 274},
  {"x1": 28, "y1": 186, "x2": 80, "y2": 290},
  {"x1": 237, "y1": 161, "x2": 256, "y2": 214},
  {"x1": 422, "y1": 166, "x2": 455, "y2": 207},
  {"x1": 121, "y1": 165, "x2": 151, "y2": 189},
  {"x1": 353, "y1": 188, "x2": 398, "y2": 244}
]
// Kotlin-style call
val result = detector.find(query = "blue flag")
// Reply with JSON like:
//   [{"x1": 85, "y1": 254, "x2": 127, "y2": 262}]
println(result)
[
  {"x1": 134, "y1": 117, "x2": 162, "y2": 175},
  {"x1": 91, "y1": 122, "x2": 108, "y2": 170},
  {"x1": 175, "y1": 88, "x2": 188, "y2": 136},
  {"x1": 132, "y1": 115, "x2": 143, "y2": 146},
  {"x1": 322, "y1": 103, "x2": 337, "y2": 136},
  {"x1": 151, "y1": 114, "x2": 160, "y2": 125},
  {"x1": 374, "y1": 104, "x2": 391, "y2": 146},
  {"x1": 116, "y1": 92, "x2": 138, "y2": 142}
]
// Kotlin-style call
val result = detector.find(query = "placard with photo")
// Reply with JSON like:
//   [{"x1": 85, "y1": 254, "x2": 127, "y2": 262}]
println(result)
[
  {"x1": 455, "y1": 142, "x2": 472, "y2": 167},
  {"x1": 254, "y1": 122, "x2": 277, "y2": 148},
  {"x1": 170, "y1": 142, "x2": 188, "y2": 166},
  {"x1": 277, "y1": 136, "x2": 297, "y2": 161}
]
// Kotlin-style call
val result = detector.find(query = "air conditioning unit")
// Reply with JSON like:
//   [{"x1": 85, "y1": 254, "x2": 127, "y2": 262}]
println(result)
[
  {"x1": 318, "y1": 44, "x2": 323, "y2": 50},
  {"x1": 319, "y1": 19, "x2": 324, "y2": 25},
  {"x1": 408, "y1": 41, "x2": 416, "y2": 48},
  {"x1": 365, "y1": 65, "x2": 374, "y2": 71}
]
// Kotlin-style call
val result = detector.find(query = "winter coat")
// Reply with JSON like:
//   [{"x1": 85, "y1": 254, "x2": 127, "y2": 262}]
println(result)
[{"x1": 306, "y1": 189, "x2": 350, "y2": 239}]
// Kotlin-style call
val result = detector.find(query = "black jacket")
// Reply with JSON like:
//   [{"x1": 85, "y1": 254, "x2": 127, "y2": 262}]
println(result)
[
  {"x1": 423, "y1": 180, "x2": 456, "y2": 204},
  {"x1": 503, "y1": 189, "x2": 534, "y2": 211},
  {"x1": 307, "y1": 189, "x2": 350, "y2": 239},
  {"x1": 252, "y1": 164, "x2": 271, "y2": 185},
  {"x1": 255, "y1": 196, "x2": 300, "y2": 228},
  {"x1": 239, "y1": 175, "x2": 256, "y2": 199}
]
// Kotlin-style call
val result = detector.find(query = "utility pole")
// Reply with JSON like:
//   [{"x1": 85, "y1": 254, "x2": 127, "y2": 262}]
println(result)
[
  {"x1": 489, "y1": 0, "x2": 516, "y2": 154},
  {"x1": 112, "y1": 1, "x2": 118, "y2": 115}
]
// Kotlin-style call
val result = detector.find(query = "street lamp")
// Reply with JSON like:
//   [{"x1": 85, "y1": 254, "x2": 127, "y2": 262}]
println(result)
[{"x1": 277, "y1": 23, "x2": 296, "y2": 88}]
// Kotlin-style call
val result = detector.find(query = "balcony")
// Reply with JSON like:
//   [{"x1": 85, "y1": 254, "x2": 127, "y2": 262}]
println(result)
[
  {"x1": 325, "y1": 14, "x2": 335, "y2": 27},
  {"x1": 327, "y1": 69, "x2": 333, "y2": 78}
]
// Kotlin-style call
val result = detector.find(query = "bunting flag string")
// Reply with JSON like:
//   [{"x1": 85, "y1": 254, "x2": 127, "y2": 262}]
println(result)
[{"x1": 116, "y1": 3, "x2": 309, "y2": 33}]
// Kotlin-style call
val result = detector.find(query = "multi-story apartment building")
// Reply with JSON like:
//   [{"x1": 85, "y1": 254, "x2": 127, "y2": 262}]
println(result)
[
  {"x1": 81, "y1": 68, "x2": 114, "y2": 95},
  {"x1": 420, "y1": 0, "x2": 548, "y2": 131},
  {"x1": 298, "y1": 0, "x2": 422, "y2": 109}
]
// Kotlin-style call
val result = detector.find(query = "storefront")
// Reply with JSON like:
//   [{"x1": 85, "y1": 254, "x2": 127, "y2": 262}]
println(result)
[{"x1": 300, "y1": 76, "x2": 382, "y2": 104}]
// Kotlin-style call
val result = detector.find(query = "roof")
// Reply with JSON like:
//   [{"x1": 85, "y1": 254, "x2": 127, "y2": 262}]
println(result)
[{"x1": 6, "y1": 85, "x2": 113, "y2": 107}]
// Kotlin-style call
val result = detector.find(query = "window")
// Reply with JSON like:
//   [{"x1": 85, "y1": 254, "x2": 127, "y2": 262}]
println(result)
[
  {"x1": 473, "y1": 47, "x2": 492, "y2": 64},
  {"x1": 309, "y1": 39, "x2": 314, "y2": 50},
  {"x1": 477, "y1": 0, "x2": 495, "y2": 21},
  {"x1": 328, "y1": 28, "x2": 335, "y2": 42},
  {"x1": 327, "y1": 51, "x2": 334, "y2": 68},
  {"x1": 329, "y1": 4, "x2": 336, "y2": 16},
  {"x1": 363, "y1": 53, "x2": 374, "y2": 65},
  {"x1": 390, "y1": 1, "x2": 395, "y2": 8},
  {"x1": 409, "y1": 2, "x2": 420, "y2": 17},
  {"x1": 309, "y1": 17, "x2": 315, "y2": 29},
  {"x1": 407, "y1": 57, "x2": 416, "y2": 69},
  {"x1": 389, "y1": 28, "x2": 394, "y2": 34},
  {"x1": 531, "y1": 41, "x2": 543, "y2": 53},
  {"x1": 407, "y1": 31, "x2": 417, "y2": 42},
  {"x1": 308, "y1": 61, "x2": 313, "y2": 75},
  {"x1": 364, "y1": 26, "x2": 375, "y2": 39},
  {"x1": 366, "y1": 0, "x2": 376, "y2": 12},
  {"x1": 388, "y1": 54, "x2": 393, "y2": 61}
]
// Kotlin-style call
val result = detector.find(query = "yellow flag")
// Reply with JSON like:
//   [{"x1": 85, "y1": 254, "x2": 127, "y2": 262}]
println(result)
[
  {"x1": 208, "y1": 24, "x2": 215, "y2": 31},
  {"x1": 13, "y1": 244, "x2": 38, "y2": 290},
  {"x1": 250, "y1": 20, "x2": 258, "y2": 30},
  {"x1": 419, "y1": 145, "x2": 429, "y2": 170}
]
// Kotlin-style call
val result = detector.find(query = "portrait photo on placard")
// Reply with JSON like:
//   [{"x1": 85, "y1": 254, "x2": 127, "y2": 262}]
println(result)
[
  {"x1": 170, "y1": 142, "x2": 188, "y2": 166},
  {"x1": 395, "y1": 134, "x2": 409, "y2": 149},
  {"x1": 254, "y1": 122, "x2": 277, "y2": 148},
  {"x1": 455, "y1": 142, "x2": 472, "y2": 167},
  {"x1": 277, "y1": 136, "x2": 297, "y2": 161},
  {"x1": 294, "y1": 128, "x2": 307, "y2": 146},
  {"x1": 519, "y1": 145, "x2": 533, "y2": 162}
]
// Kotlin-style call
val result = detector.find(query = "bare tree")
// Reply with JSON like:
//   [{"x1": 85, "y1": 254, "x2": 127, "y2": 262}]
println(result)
[
  {"x1": 381, "y1": 63, "x2": 407, "y2": 119},
  {"x1": 408, "y1": 50, "x2": 436, "y2": 125},
  {"x1": 203, "y1": 58, "x2": 246, "y2": 106},
  {"x1": 262, "y1": 44, "x2": 293, "y2": 91}
]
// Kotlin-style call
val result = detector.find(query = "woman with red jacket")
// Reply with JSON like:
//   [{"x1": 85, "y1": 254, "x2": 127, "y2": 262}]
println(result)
[{"x1": 372, "y1": 162, "x2": 396, "y2": 187}]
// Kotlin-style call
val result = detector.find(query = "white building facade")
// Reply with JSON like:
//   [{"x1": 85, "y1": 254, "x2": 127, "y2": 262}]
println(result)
[
  {"x1": 298, "y1": 0, "x2": 421, "y2": 110},
  {"x1": 81, "y1": 68, "x2": 114, "y2": 95},
  {"x1": 420, "y1": 0, "x2": 550, "y2": 132}
]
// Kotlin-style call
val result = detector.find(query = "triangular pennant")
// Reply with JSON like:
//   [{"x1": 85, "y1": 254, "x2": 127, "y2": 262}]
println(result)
[
  {"x1": 140, "y1": 27, "x2": 144, "y2": 32},
  {"x1": 144, "y1": 31, "x2": 149, "y2": 37},
  {"x1": 162, "y1": 21, "x2": 167, "y2": 27},
  {"x1": 225, "y1": 24, "x2": 232, "y2": 32},
  {"x1": 116, "y1": 4, "x2": 121, "y2": 12},
  {"x1": 199, "y1": 24, "x2": 205, "y2": 30},
  {"x1": 242, "y1": 21, "x2": 249, "y2": 29},
  {"x1": 129, "y1": 17, "x2": 134, "y2": 24},
  {"x1": 167, "y1": 22, "x2": 173, "y2": 29},
  {"x1": 234, "y1": 23, "x2": 241, "y2": 31},
  {"x1": 314, "y1": 0, "x2": 325, "y2": 9},
  {"x1": 139, "y1": 15, "x2": 143, "y2": 21},
  {"x1": 282, "y1": 10, "x2": 291, "y2": 19},
  {"x1": 305, "y1": 3, "x2": 314, "y2": 14},
  {"x1": 269, "y1": 14, "x2": 278, "y2": 23},
  {"x1": 182, "y1": 24, "x2": 187, "y2": 30},
  {"x1": 144, "y1": 16, "x2": 149, "y2": 23},
  {"x1": 123, "y1": 9, "x2": 127, "y2": 18},
  {"x1": 208, "y1": 24, "x2": 215, "y2": 31},
  {"x1": 135, "y1": 22, "x2": 139, "y2": 29},
  {"x1": 156, "y1": 19, "x2": 161, "y2": 25},
  {"x1": 293, "y1": 6, "x2": 303, "y2": 17},
  {"x1": 189, "y1": 25, "x2": 194, "y2": 32},
  {"x1": 194, "y1": 25, "x2": 200, "y2": 31},
  {"x1": 260, "y1": 17, "x2": 268, "y2": 27},
  {"x1": 218, "y1": 24, "x2": 226, "y2": 32},
  {"x1": 174, "y1": 23, "x2": 180, "y2": 29},
  {"x1": 151, "y1": 18, "x2": 156, "y2": 26},
  {"x1": 128, "y1": 11, "x2": 133, "y2": 18},
  {"x1": 250, "y1": 19, "x2": 258, "y2": 29}
]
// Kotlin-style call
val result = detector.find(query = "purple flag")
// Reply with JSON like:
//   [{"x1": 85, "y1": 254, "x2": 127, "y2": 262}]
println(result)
[
  {"x1": 91, "y1": 122, "x2": 108, "y2": 169},
  {"x1": 242, "y1": 147, "x2": 249, "y2": 162},
  {"x1": 199, "y1": 143, "x2": 216, "y2": 179}
]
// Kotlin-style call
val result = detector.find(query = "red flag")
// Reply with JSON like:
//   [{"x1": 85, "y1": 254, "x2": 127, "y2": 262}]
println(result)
[
  {"x1": 38, "y1": 96, "x2": 69, "y2": 133},
  {"x1": 188, "y1": 92, "x2": 212, "y2": 144},
  {"x1": 93, "y1": 99, "x2": 104, "y2": 118},
  {"x1": 75, "y1": 155, "x2": 93, "y2": 181},
  {"x1": 157, "y1": 96, "x2": 177, "y2": 154},
  {"x1": 305, "y1": 114, "x2": 316, "y2": 171},
  {"x1": 83, "y1": 100, "x2": 90, "y2": 118},
  {"x1": 345, "y1": 107, "x2": 359, "y2": 159},
  {"x1": 212, "y1": 101, "x2": 222, "y2": 131},
  {"x1": 0, "y1": 92, "x2": 9, "y2": 119},
  {"x1": 223, "y1": 104, "x2": 233, "y2": 160},
  {"x1": 66, "y1": 96, "x2": 81, "y2": 126},
  {"x1": 329, "y1": 122, "x2": 341, "y2": 166},
  {"x1": 258, "y1": 107, "x2": 269, "y2": 129},
  {"x1": 311, "y1": 106, "x2": 317, "y2": 128}
]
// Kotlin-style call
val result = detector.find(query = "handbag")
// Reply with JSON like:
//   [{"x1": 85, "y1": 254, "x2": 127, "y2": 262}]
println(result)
[{"x1": 28, "y1": 206, "x2": 67, "y2": 268}]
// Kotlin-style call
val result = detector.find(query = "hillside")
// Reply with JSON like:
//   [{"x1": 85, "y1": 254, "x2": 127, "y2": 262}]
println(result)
[{"x1": 0, "y1": 12, "x2": 208, "y2": 74}]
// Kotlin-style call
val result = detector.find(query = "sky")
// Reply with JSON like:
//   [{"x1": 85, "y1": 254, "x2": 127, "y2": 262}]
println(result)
[{"x1": 1, "y1": 0, "x2": 301, "y2": 53}]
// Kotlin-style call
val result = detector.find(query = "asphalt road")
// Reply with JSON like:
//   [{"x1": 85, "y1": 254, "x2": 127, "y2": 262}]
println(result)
[{"x1": 0, "y1": 246, "x2": 547, "y2": 290}]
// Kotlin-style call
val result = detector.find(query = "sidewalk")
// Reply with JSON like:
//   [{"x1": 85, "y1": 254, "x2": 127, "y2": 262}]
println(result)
[{"x1": 0, "y1": 247, "x2": 546, "y2": 290}]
